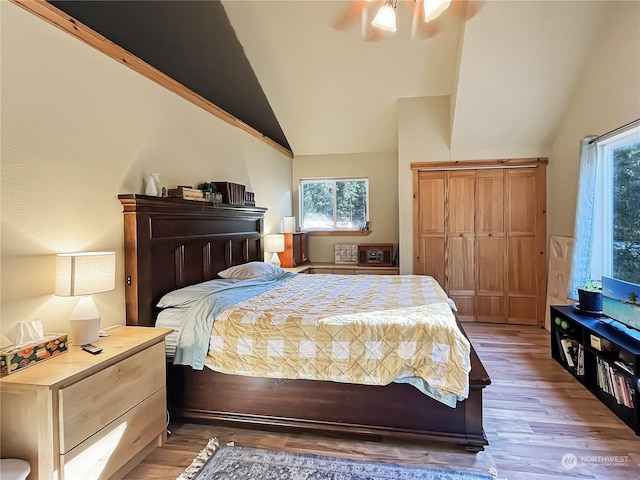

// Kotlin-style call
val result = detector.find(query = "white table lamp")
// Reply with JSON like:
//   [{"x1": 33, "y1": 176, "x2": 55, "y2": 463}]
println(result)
[
  {"x1": 55, "y1": 252, "x2": 116, "y2": 345},
  {"x1": 264, "y1": 234, "x2": 285, "y2": 267},
  {"x1": 283, "y1": 216, "x2": 296, "y2": 233}
]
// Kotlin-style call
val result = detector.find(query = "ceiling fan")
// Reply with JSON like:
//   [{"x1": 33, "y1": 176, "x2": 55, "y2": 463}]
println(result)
[{"x1": 332, "y1": 0, "x2": 483, "y2": 41}]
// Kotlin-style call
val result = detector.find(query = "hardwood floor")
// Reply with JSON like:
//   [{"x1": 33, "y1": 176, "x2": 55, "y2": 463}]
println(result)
[{"x1": 124, "y1": 323, "x2": 640, "y2": 480}]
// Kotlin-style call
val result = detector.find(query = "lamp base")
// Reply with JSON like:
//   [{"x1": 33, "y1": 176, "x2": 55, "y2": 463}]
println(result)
[
  {"x1": 69, "y1": 318, "x2": 101, "y2": 345},
  {"x1": 69, "y1": 296, "x2": 101, "y2": 345},
  {"x1": 270, "y1": 252, "x2": 281, "y2": 267}
]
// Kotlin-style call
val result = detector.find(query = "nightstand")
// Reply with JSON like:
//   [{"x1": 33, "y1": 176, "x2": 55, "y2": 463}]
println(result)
[
  {"x1": 0, "y1": 325, "x2": 171, "y2": 480},
  {"x1": 277, "y1": 232, "x2": 309, "y2": 268}
]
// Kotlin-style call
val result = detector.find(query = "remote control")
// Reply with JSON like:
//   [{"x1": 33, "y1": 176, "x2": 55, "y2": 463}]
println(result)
[{"x1": 81, "y1": 344, "x2": 103, "y2": 355}]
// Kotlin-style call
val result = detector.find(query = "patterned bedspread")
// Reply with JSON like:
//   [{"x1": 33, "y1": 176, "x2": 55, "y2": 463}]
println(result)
[{"x1": 204, "y1": 274, "x2": 471, "y2": 400}]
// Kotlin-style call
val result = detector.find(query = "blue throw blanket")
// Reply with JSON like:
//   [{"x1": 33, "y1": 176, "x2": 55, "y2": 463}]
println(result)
[{"x1": 173, "y1": 271, "x2": 295, "y2": 369}]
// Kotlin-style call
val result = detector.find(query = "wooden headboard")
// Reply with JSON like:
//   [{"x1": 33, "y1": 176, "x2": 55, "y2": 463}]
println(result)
[{"x1": 118, "y1": 194, "x2": 266, "y2": 326}]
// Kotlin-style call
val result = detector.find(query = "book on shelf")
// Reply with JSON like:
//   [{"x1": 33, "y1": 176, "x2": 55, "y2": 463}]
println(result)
[
  {"x1": 213, "y1": 182, "x2": 246, "y2": 205},
  {"x1": 610, "y1": 367, "x2": 621, "y2": 403},
  {"x1": 167, "y1": 188, "x2": 206, "y2": 201},
  {"x1": 617, "y1": 374, "x2": 634, "y2": 408},
  {"x1": 613, "y1": 359, "x2": 634, "y2": 375},
  {"x1": 560, "y1": 337, "x2": 579, "y2": 368},
  {"x1": 596, "y1": 357, "x2": 636, "y2": 409},
  {"x1": 614, "y1": 375, "x2": 628, "y2": 407},
  {"x1": 626, "y1": 377, "x2": 635, "y2": 408},
  {"x1": 554, "y1": 330, "x2": 567, "y2": 364},
  {"x1": 576, "y1": 344, "x2": 585, "y2": 376},
  {"x1": 168, "y1": 186, "x2": 205, "y2": 199}
]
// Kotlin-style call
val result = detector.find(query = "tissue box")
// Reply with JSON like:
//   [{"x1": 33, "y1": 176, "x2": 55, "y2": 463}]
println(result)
[{"x1": 0, "y1": 333, "x2": 67, "y2": 377}]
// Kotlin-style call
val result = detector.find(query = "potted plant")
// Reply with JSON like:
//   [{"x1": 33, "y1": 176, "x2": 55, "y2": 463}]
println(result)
[
  {"x1": 578, "y1": 279, "x2": 602, "y2": 312},
  {"x1": 198, "y1": 182, "x2": 221, "y2": 205}
]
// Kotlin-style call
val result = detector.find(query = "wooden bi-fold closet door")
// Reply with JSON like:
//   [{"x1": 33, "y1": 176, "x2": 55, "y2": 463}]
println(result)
[{"x1": 412, "y1": 159, "x2": 547, "y2": 326}]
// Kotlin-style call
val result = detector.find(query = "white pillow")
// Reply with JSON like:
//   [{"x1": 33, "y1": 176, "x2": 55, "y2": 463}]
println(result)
[
  {"x1": 157, "y1": 278, "x2": 236, "y2": 308},
  {"x1": 217, "y1": 261, "x2": 284, "y2": 280}
]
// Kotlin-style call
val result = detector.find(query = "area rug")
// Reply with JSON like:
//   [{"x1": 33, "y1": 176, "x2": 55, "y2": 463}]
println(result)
[{"x1": 177, "y1": 438, "x2": 494, "y2": 480}]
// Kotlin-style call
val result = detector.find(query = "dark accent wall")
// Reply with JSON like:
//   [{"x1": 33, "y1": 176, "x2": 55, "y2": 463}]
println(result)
[{"x1": 50, "y1": 0, "x2": 291, "y2": 152}]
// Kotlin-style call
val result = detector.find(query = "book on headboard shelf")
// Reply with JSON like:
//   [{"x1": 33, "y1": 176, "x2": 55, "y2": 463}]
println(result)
[
  {"x1": 167, "y1": 186, "x2": 206, "y2": 201},
  {"x1": 213, "y1": 182, "x2": 246, "y2": 205}
]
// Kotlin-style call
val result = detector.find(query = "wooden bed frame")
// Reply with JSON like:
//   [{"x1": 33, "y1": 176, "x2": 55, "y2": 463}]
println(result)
[{"x1": 119, "y1": 194, "x2": 491, "y2": 452}]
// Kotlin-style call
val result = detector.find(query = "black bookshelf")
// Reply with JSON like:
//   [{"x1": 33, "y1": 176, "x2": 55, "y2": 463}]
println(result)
[{"x1": 550, "y1": 305, "x2": 640, "y2": 435}]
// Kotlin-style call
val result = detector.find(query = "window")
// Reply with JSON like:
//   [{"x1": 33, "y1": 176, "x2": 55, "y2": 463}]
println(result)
[
  {"x1": 591, "y1": 126, "x2": 640, "y2": 284},
  {"x1": 299, "y1": 178, "x2": 369, "y2": 231}
]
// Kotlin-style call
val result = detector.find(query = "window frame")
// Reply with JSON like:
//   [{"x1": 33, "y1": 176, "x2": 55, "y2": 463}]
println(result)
[
  {"x1": 591, "y1": 126, "x2": 640, "y2": 281},
  {"x1": 298, "y1": 177, "x2": 370, "y2": 232}
]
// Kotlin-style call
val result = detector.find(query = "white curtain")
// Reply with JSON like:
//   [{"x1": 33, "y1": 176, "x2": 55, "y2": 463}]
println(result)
[{"x1": 567, "y1": 136, "x2": 599, "y2": 300}]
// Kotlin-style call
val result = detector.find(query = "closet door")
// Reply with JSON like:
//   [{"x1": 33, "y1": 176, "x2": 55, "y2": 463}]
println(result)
[
  {"x1": 415, "y1": 171, "x2": 446, "y2": 286},
  {"x1": 412, "y1": 159, "x2": 547, "y2": 326},
  {"x1": 446, "y1": 171, "x2": 476, "y2": 321},
  {"x1": 506, "y1": 168, "x2": 539, "y2": 325},
  {"x1": 476, "y1": 170, "x2": 506, "y2": 323}
]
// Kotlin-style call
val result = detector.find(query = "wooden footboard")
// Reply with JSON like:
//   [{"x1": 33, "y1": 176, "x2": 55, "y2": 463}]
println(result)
[{"x1": 167, "y1": 321, "x2": 490, "y2": 452}]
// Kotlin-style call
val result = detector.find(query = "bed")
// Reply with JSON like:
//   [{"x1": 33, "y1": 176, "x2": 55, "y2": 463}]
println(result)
[{"x1": 119, "y1": 194, "x2": 491, "y2": 452}]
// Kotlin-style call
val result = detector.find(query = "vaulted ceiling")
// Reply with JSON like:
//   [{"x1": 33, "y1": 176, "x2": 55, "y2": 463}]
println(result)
[
  {"x1": 223, "y1": 0, "x2": 609, "y2": 157},
  {"x1": 49, "y1": 0, "x2": 612, "y2": 157}
]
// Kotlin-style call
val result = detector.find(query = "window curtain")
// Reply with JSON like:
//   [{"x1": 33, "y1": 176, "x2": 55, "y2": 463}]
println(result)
[{"x1": 567, "y1": 135, "x2": 599, "y2": 300}]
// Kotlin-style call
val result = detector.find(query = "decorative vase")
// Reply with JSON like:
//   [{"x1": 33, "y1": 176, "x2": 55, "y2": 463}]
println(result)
[{"x1": 145, "y1": 173, "x2": 160, "y2": 196}]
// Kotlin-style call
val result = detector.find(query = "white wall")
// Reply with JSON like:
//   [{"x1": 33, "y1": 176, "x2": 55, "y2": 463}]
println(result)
[
  {"x1": 397, "y1": 96, "x2": 451, "y2": 274},
  {"x1": 549, "y1": 0, "x2": 640, "y2": 239},
  {"x1": 0, "y1": 2, "x2": 292, "y2": 344}
]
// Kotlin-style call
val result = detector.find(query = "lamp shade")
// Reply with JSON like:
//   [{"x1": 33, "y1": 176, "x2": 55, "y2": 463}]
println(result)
[
  {"x1": 372, "y1": 3, "x2": 397, "y2": 32},
  {"x1": 283, "y1": 216, "x2": 296, "y2": 234},
  {"x1": 55, "y1": 252, "x2": 116, "y2": 297},
  {"x1": 264, "y1": 234, "x2": 285, "y2": 253},
  {"x1": 424, "y1": 0, "x2": 451, "y2": 22}
]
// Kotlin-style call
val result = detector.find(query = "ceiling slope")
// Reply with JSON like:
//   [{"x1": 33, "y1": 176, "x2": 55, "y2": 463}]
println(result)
[
  {"x1": 46, "y1": 1, "x2": 613, "y2": 159},
  {"x1": 450, "y1": 0, "x2": 608, "y2": 159},
  {"x1": 225, "y1": 1, "x2": 610, "y2": 158},
  {"x1": 50, "y1": 0, "x2": 291, "y2": 152}
]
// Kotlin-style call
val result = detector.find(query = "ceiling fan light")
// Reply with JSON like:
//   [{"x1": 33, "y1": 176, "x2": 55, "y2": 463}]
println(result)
[
  {"x1": 372, "y1": 4, "x2": 397, "y2": 32},
  {"x1": 424, "y1": 0, "x2": 451, "y2": 22}
]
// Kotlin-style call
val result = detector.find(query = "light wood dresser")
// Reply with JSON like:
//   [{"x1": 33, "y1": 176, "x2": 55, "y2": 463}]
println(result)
[{"x1": 0, "y1": 326, "x2": 172, "y2": 480}]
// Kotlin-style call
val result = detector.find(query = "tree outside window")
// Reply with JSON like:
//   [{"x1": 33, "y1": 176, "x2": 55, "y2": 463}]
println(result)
[
  {"x1": 300, "y1": 178, "x2": 369, "y2": 230},
  {"x1": 612, "y1": 142, "x2": 640, "y2": 283}
]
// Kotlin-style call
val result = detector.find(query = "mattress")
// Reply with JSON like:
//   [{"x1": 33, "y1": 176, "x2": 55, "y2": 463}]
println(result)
[
  {"x1": 204, "y1": 274, "x2": 470, "y2": 400},
  {"x1": 156, "y1": 308, "x2": 185, "y2": 357}
]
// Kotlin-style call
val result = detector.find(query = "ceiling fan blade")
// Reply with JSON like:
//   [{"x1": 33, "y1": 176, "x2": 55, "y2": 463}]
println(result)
[
  {"x1": 406, "y1": 0, "x2": 442, "y2": 39},
  {"x1": 449, "y1": 0, "x2": 485, "y2": 20},
  {"x1": 363, "y1": 24, "x2": 386, "y2": 41},
  {"x1": 332, "y1": 0, "x2": 377, "y2": 32},
  {"x1": 413, "y1": 17, "x2": 442, "y2": 39},
  {"x1": 405, "y1": 0, "x2": 482, "y2": 39}
]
